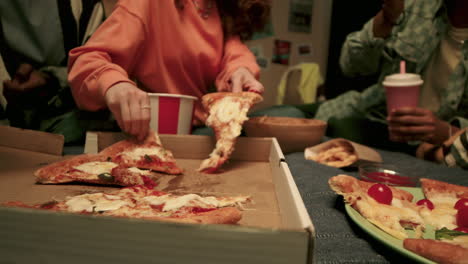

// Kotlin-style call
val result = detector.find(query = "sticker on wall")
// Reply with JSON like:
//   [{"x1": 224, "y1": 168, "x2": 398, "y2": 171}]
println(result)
[
  {"x1": 249, "y1": 45, "x2": 264, "y2": 58},
  {"x1": 249, "y1": 45, "x2": 269, "y2": 70},
  {"x1": 288, "y1": 0, "x2": 313, "y2": 33},
  {"x1": 257, "y1": 57, "x2": 269, "y2": 70},
  {"x1": 272, "y1": 39, "x2": 291, "y2": 65},
  {"x1": 251, "y1": 18, "x2": 274, "y2": 40},
  {"x1": 297, "y1": 43, "x2": 313, "y2": 57}
]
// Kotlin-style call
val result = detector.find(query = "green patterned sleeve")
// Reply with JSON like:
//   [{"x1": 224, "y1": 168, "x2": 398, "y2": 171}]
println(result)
[
  {"x1": 339, "y1": 19, "x2": 387, "y2": 77},
  {"x1": 445, "y1": 130, "x2": 468, "y2": 169}
]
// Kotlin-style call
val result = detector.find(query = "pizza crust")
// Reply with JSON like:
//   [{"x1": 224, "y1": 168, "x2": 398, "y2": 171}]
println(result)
[
  {"x1": 404, "y1": 238, "x2": 468, "y2": 264},
  {"x1": 421, "y1": 178, "x2": 468, "y2": 199}
]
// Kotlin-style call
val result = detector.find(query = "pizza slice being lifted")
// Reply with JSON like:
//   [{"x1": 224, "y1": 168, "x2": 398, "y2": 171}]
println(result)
[
  {"x1": 4, "y1": 186, "x2": 251, "y2": 225},
  {"x1": 198, "y1": 92, "x2": 263, "y2": 173},
  {"x1": 35, "y1": 131, "x2": 182, "y2": 187}
]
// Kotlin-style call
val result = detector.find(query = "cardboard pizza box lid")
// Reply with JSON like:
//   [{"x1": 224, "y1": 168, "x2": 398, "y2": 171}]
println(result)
[{"x1": 304, "y1": 138, "x2": 383, "y2": 167}]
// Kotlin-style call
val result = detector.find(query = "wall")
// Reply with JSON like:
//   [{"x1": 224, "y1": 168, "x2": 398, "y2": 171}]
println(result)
[{"x1": 246, "y1": 0, "x2": 333, "y2": 110}]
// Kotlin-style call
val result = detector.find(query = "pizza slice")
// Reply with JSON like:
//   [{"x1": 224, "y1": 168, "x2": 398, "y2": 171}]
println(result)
[
  {"x1": 4, "y1": 186, "x2": 251, "y2": 225},
  {"x1": 417, "y1": 178, "x2": 468, "y2": 230},
  {"x1": 35, "y1": 154, "x2": 158, "y2": 187},
  {"x1": 198, "y1": 92, "x2": 263, "y2": 173},
  {"x1": 99, "y1": 131, "x2": 183, "y2": 175},
  {"x1": 329, "y1": 174, "x2": 425, "y2": 239}
]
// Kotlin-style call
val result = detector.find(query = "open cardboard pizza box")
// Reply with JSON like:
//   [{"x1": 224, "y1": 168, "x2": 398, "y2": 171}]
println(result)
[{"x1": 0, "y1": 126, "x2": 315, "y2": 264}]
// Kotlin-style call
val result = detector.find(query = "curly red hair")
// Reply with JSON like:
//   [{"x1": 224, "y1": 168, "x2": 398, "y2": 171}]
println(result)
[{"x1": 174, "y1": 0, "x2": 271, "y2": 41}]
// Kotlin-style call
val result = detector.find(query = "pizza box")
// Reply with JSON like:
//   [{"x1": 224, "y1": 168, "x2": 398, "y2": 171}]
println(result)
[{"x1": 0, "y1": 126, "x2": 315, "y2": 264}]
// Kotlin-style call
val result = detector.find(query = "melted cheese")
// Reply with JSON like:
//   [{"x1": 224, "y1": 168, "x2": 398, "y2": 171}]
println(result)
[
  {"x1": 65, "y1": 193, "x2": 129, "y2": 212},
  {"x1": 355, "y1": 196, "x2": 424, "y2": 240},
  {"x1": 123, "y1": 147, "x2": 168, "y2": 161},
  {"x1": 143, "y1": 194, "x2": 249, "y2": 212},
  {"x1": 127, "y1": 167, "x2": 152, "y2": 175},
  {"x1": 74, "y1": 161, "x2": 118, "y2": 175},
  {"x1": 210, "y1": 97, "x2": 241, "y2": 123},
  {"x1": 419, "y1": 196, "x2": 458, "y2": 230}
]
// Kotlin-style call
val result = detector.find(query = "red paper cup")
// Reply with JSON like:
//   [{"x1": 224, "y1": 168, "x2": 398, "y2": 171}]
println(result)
[
  {"x1": 383, "y1": 73, "x2": 423, "y2": 113},
  {"x1": 148, "y1": 93, "x2": 197, "y2": 134}
]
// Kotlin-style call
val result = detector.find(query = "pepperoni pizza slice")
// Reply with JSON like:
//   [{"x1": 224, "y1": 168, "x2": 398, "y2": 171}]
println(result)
[{"x1": 198, "y1": 92, "x2": 262, "y2": 173}]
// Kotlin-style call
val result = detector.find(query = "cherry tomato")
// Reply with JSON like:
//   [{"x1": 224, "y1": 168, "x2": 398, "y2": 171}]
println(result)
[
  {"x1": 457, "y1": 207, "x2": 468, "y2": 228},
  {"x1": 416, "y1": 199, "x2": 435, "y2": 210},
  {"x1": 367, "y1": 184, "x2": 393, "y2": 205},
  {"x1": 455, "y1": 198, "x2": 468, "y2": 210},
  {"x1": 454, "y1": 227, "x2": 468, "y2": 233}
]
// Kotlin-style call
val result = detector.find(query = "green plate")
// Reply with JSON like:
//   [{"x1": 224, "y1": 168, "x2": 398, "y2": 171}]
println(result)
[{"x1": 344, "y1": 187, "x2": 436, "y2": 264}]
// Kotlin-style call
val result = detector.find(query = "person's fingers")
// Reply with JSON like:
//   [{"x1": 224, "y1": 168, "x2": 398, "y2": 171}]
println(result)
[
  {"x1": 120, "y1": 100, "x2": 131, "y2": 134},
  {"x1": 138, "y1": 96, "x2": 151, "y2": 141},
  {"x1": 388, "y1": 114, "x2": 434, "y2": 126},
  {"x1": 230, "y1": 75, "x2": 243, "y2": 93},
  {"x1": 245, "y1": 80, "x2": 264, "y2": 94},
  {"x1": 15, "y1": 64, "x2": 33, "y2": 81},
  {"x1": 389, "y1": 125, "x2": 434, "y2": 135}
]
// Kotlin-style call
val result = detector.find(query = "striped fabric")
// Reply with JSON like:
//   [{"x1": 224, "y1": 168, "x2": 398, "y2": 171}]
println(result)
[{"x1": 445, "y1": 130, "x2": 468, "y2": 169}]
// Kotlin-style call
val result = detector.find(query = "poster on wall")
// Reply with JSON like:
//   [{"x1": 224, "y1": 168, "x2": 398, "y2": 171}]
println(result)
[
  {"x1": 288, "y1": 0, "x2": 313, "y2": 33},
  {"x1": 272, "y1": 39, "x2": 291, "y2": 65}
]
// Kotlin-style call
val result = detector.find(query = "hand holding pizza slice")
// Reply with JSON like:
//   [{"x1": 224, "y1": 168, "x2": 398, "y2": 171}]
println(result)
[{"x1": 198, "y1": 92, "x2": 262, "y2": 173}]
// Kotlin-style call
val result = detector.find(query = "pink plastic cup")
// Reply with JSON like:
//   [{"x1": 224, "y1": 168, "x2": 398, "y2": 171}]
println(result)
[
  {"x1": 148, "y1": 93, "x2": 197, "y2": 134},
  {"x1": 383, "y1": 73, "x2": 423, "y2": 113}
]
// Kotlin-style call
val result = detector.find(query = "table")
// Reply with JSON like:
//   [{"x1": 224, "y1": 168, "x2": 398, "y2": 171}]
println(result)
[
  {"x1": 63, "y1": 141, "x2": 468, "y2": 263},
  {"x1": 286, "y1": 147, "x2": 468, "y2": 263}
]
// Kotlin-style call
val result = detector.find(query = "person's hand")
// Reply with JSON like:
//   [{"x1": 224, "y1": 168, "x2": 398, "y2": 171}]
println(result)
[
  {"x1": 3, "y1": 63, "x2": 49, "y2": 104},
  {"x1": 387, "y1": 107, "x2": 451, "y2": 145},
  {"x1": 382, "y1": 0, "x2": 405, "y2": 25},
  {"x1": 373, "y1": 0, "x2": 405, "y2": 38},
  {"x1": 225, "y1": 67, "x2": 264, "y2": 94},
  {"x1": 105, "y1": 82, "x2": 151, "y2": 141}
]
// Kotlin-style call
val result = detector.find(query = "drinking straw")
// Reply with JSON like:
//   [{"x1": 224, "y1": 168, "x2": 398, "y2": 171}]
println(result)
[{"x1": 400, "y1": 60, "x2": 406, "y2": 74}]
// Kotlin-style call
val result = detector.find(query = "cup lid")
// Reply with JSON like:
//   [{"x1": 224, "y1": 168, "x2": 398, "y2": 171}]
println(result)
[{"x1": 382, "y1": 73, "x2": 423, "y2": 87}]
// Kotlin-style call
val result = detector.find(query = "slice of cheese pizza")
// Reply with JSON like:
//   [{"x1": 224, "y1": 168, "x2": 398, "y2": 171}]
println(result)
[
  {"x1": 417, "y1": 178, "x2": 468, "y2": 230},
  {"x1": 35, "y1": 131, "x2": 182, "y2": 187},
  {"x1": 198, "y1": 92, "x2": 262, "y2": 173},
  {"x1": 35, "y1": 154, "x2": 157, "y2": 187},
  {"x1": 99, "y1": 131, "x2": 183, "y2": 175},
  {"x1": 329, "y1": 174, "x2": 425, "y2": 239},
  {"x1": 4, "y1": 186, "x2": 251, "y2": 225}
]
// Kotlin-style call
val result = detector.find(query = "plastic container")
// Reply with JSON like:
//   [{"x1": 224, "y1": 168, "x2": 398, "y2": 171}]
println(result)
[{"x1": 358, "y1": 163, "x2": 420, "y2": 187}]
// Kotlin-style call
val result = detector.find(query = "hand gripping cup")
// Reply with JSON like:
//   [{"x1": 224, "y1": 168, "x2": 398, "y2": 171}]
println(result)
[
  {"x1": 148, "y1": 93, "x2": 197, "y2": 134},
  {"x1": 382, "y1": 73, "x2": 423, "y2": 113}
]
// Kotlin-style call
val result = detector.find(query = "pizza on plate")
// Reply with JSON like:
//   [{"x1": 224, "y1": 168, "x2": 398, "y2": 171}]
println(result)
[
  {"x1": 3, "y1": 186, "x2": 251, "y2": 225},
  {"x1": 329, "y1": 174, "x2": 424, "y2": 239},
  {"x1": 35, "y1": 131, "x2": 182, "y2": 187},
  {"x1": 329, "y1": 175, "x2": 468, "y2": 264},
  {"x1": 198, "y1": 92, "x2": 262, "y2": 173}
]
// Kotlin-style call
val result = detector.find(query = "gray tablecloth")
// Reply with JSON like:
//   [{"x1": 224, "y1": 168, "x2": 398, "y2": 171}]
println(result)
[{"x1": 286, "y1": 148, "x2": 468, "y2": 264}]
